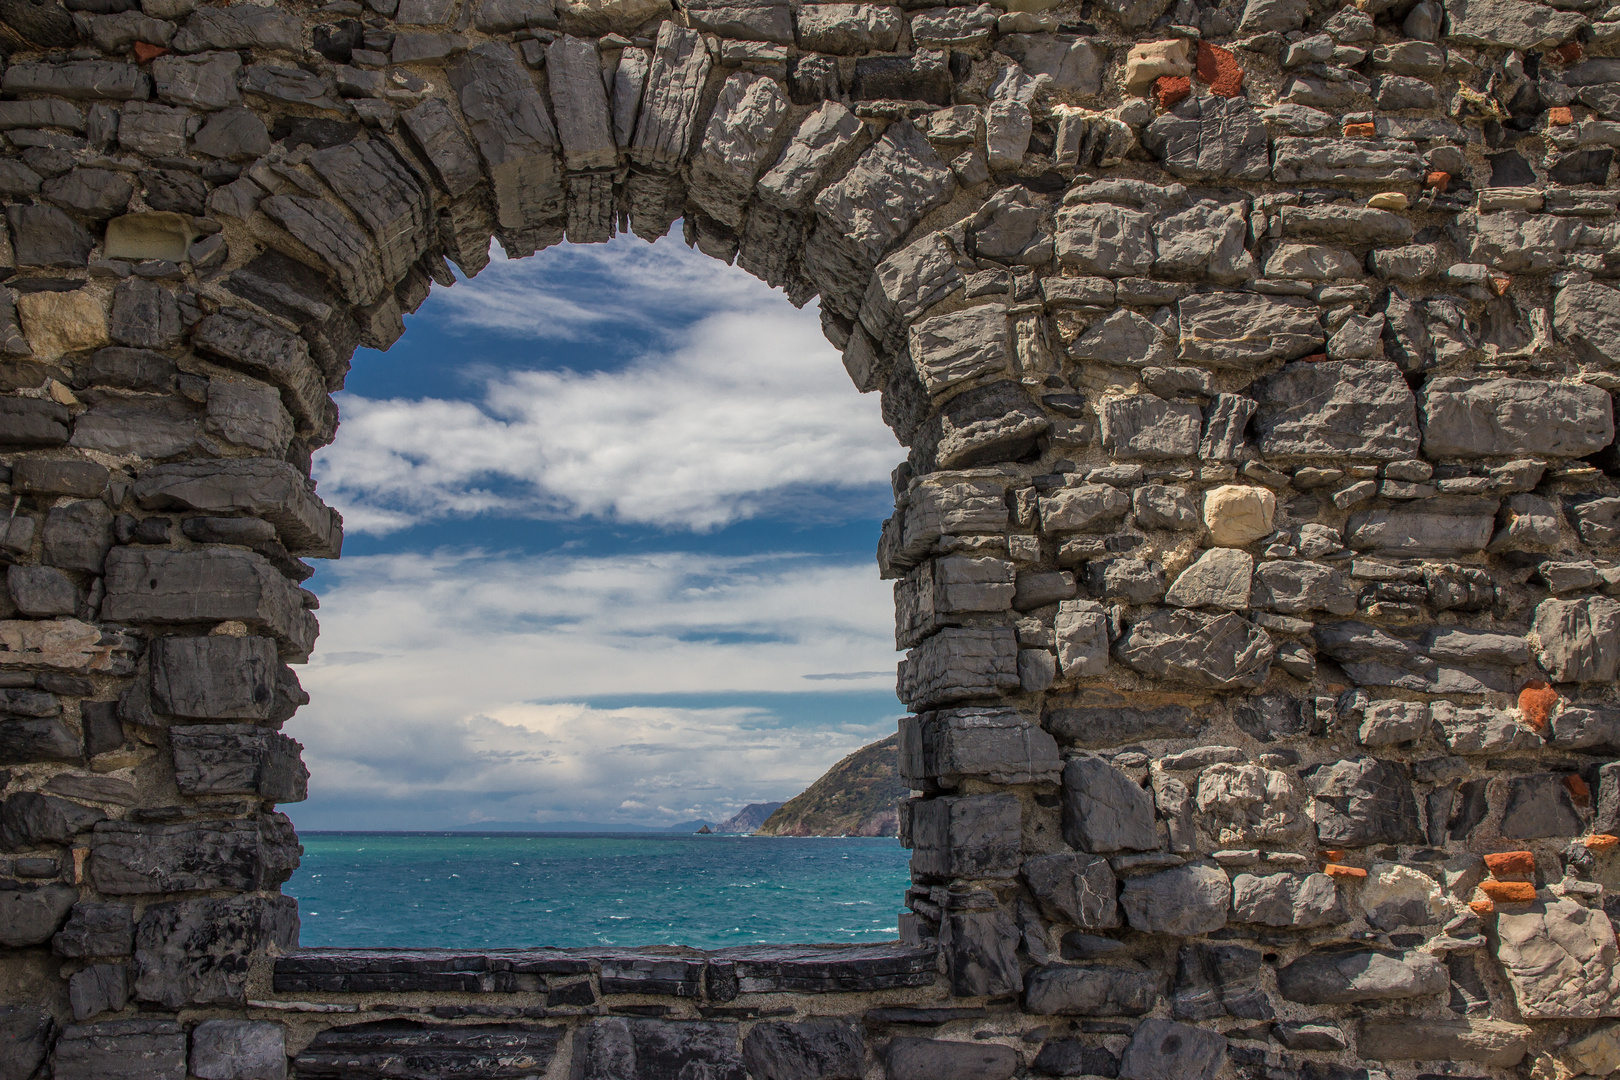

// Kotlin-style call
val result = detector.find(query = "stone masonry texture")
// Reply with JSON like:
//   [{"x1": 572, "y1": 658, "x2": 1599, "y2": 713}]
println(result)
[{"x1": 1, "y1": 0, "x2": 1620, "y2": 1076}]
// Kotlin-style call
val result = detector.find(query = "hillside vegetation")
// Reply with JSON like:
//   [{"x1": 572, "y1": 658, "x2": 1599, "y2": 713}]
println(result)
[{"x1": 755, "y1": 734, "x2": 906, "y2": 837}]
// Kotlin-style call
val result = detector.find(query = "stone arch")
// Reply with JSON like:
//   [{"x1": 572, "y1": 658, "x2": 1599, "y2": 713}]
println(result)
[{"x1": 3, "y1": 0, "x2": 1620, "y2": 1075}]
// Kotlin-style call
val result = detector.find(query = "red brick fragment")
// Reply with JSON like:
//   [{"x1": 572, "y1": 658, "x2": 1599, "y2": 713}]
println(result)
[
  {"x1": 1479, "y1": 880, "x2": 1537, "y2": 903},
  {"x1": 1196, "y1": 41, "x2": 1245, "y2": 97},
  {"x1": 1519, "y1": 681, "x2": 1557, "y2": 730},
  {"x1": 1155, "y1": 75, "x2": 1191, "y2": 109},
  {"x1": 1483, "y1": 851, "x2": 1535, "y2": 877},
  {"x1": 1567, "y1": 774, "x2": 1591, "y2": 806},
  {"x1": 1343, "y1": 121, "x2": 1376, "y2": 138},
  {"x1": 1555, "y1": 41, "x2": 1583, "y2": 64},
  {"x1": 1425, "y1": 170, "x2": 1450, "y2": 190},
  {"x1": 132, "y1": 41, "x2": 167, "y2": 63},
  {"x1": 1548, "y1": 106, "x2": 1575, "y2": 126},
  {"x1": 1323, "y1": 863, "x2": 1366, "y2": 879}
]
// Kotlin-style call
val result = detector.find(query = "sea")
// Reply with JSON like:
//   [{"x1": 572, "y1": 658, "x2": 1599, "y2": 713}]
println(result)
[{"x1": 286, "y1": 832, "x2": 913, "y2": 949}]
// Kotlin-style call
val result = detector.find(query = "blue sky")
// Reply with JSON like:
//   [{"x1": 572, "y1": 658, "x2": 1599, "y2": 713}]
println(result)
[{"x1": 283, "y1": 228, "x2": 907, "y2": 831}]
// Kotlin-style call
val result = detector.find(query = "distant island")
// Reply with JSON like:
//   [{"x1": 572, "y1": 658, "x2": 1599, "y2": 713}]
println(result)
[
  {"x1": 754, "y1": 734, "x2": 905, "y2": 837},
  {"x1": 711, "y1": 801, "x2": 784, "y2": 834}
]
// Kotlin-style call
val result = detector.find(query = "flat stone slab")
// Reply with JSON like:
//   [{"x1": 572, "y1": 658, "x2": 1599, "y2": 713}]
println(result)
[{"x1": 275, "y1": 944, "x2": 937, "y2": 997}]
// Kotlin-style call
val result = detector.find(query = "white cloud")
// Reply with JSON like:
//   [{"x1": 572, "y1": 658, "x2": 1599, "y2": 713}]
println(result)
[
  {"x1": 315, "y1": 237, "x2": 898, "y2": 534},
  {"x1": 285, "y1": 548, "x2": 901, "y2": 829}
]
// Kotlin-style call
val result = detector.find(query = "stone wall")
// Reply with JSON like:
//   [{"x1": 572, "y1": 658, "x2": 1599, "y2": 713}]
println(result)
[{"x1": 0, "y1": 0, "x2": 1619, "y2": 1074}]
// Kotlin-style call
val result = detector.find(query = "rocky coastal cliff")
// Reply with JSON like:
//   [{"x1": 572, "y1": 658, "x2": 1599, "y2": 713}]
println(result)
[{"x1": 755, "y1": 734, "x2": 906, "y2": 837}]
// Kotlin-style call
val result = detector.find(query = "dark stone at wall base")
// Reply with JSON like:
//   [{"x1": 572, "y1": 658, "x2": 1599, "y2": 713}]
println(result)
[
  {"x1": 134, "y1": 894, "x2": 299, "y2": 1008},
  {"x1": 884, "y1": 1037, "x2": 1018, "y2": 1080},
  {"x1": 189, "y1": 1019, "x2": 288, "y2": 1080},
  {"x1": 1307, "y1": 757, "x2": 1424, "y2": 846},
  {"x1": 53, "y1": 900, "x2": 135, "y2": 958},
  {"x1": 53, "y1": 1019, "x2": 187, "y2": 1080},
  {"x1": 1118, "y1": 1019, "x2": 1226, "y2": 1080},
  {"x1": 91, "y1": 816, "x2": 302, "y2": 895},
  {"x1": 1024, "y1": 963, "x2": 1159, "y2": 1015},
  {"x1": 69, "y1": 962, "x2": 130, "y2": 1021},
  {"x1": 1032, "y1": 1038, "x2": 1119, "y2": 1077},
  {"x1": 741, "y1": 1018, "x2": 864, "y2": 1080},
  {"x1": 293, "y1": 1019, "x2": 562, "y2": 1079},
  {"x1": 0, "y1": 1006, "x2": 53, "y2": 1080},
  {"x1": 573, "y1": 1017, "x2": 745, "y2": 1080},
  {"x1": 1275, "y1": 948, "x2": 1447, "y2": 1004},
  {"x1": 0, "y1": 882, "x2": 77, "y2": 946},
  {"x1": 940, "y1": 909, "x2": 1022, "y2": 996}
]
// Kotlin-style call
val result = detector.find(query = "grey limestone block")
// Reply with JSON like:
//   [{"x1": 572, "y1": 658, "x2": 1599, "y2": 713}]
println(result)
[
  {"x1": 686, "y1": 0, "x2": 795, "y2": 44},
  {"x1": 151, "y1": 634, "x2": 288, "y2": 720},
  {"x1": 133, "y1": 458, "x2": 342, "y2": 559},
  {"x1": 795, "y1": 4, "x2": 901, "y2": 54},
  {"x1": 1172, "y1": 943, "x2": 1271, "y2": 1022},
  {"x1": 152, "y1": 51, "x2": 242, "y2": 111},
  {"x1": 1420, "y1": 377, "x2": 1614, "y2": 459},
  {"x1": 899, "y1": 626, "x2": 1019, "y2": 710},
  {"x1": 1044, "y1": 701, "x2": 1201, "y2": 748},
  {"x1": 1357, "y1": 1017, "x2": 1530, "y2": 1068},
  {"x1": 1165, "y1": 548, "x2": 1252, "y2": 610},
  {"x1": 1119, "y1": 862, "x2": 1230, "y2": 936},
  {"x1": 6, "y1": 203, "x2": 97, "y2": 267},
  {"x1": 859, "y1": 230, "x2": 964, "y2": 353},
  {"x1": 741, "y1": 1019, "x2": 862, "y2": 1080},
  {"x1": 42, "y1": 499, "x2": 114, "y2": 574},
  {"x1": 53, "y1": 1019, "x2": 187, "y2": 1080},
  {"x1": 910, "y1": 793, "x2": 1021, "y2": 879},
  {"x1": 1229, "y1": 871, "x2": 1344, "y2": 927},
  {"x1": 908, "y1": 305, "x2": 1011, "y2": 396},
  {"x1": 547, "y1": 35, "x2": 616, "y2": 171},
  {"x1": 1177, "y1": 292, "x2": 1323, "y2": 368},
  {"x1": 630, "y1": 22, "x2": 712, "y2": 172},
  {"x1": 0, "y1": 61, "x2": 151, "y2": 101},
  {"x1": 1532, "y1": 596, "x2": 1620, "y2": 683},
  {"x1": 1062, "y1": 755, "x2": 1156, "y2": 853},
  {"x1": 189, "y1": 1019, "x2": 288, "y2": 1080},
  {"x1": 1500, "y1": 774, "x2": 1585, "y2": 839},
  {"x1": 688, "y1": 72, "x2": 790, "y2": 229},
  {"x1": 69, "y1": 963, "x2": 130, "y2": 1021},
  {"x1": 899, "y1": 706, "x2": 1059, "y2": 788},
  {"x1": 448, "y1": 42, "x2": 562, "y2": 232},
  {"x1": 0, "y1": 883, "x2": 78, "y2": 946},
  {"x1": 8, "y1": 564, "x2": 80, "y2": 616},
  {"x1": 1142, "y1": 96, "x2": 1270, "y2": 181},
  {"x1": 1113, "y1": 609, "x2": 1274, "y2": 689},
  {"x1": 1022, "y1": 852, "x2": 1119, "y2": 928},
  {"x1": 401, "y1": 98, "x2": 484, "y2": 199},
  {"x1": 1307, "y1": 756, "x2": 1424, "y2": 847},
  {"x1": 940, "y1": 908, "x2": 1021, "y2": 996},
  {"x1": 1099, "y1": 395, "x2": 1200, "y2": 461},
  {"x1": 1444, "y1": 0, "x2": 1581, "y2": 50},
  {"x1": 1119, "y1": 1019, "x2": 1226, "y2": 1080},
  {"x1": 53, "y1": 901, "x2": 135, "y2": 958},
  {"x1": 91, "y1": 816, "x2": 302, "y2": 896},
  {"x1": 171, "y1": 4, "x2": 302, "y2": 51},
  {"x1": 306, "y1": 139, "x2": 434, "y2": 287},
  {"x1": 0, "y1": 791, "x2": 106, "y2": 849},
  {"x1": 1271, "y1": 136, "x2": 1423, "y2": 184},
  {"x1": 102, "y1": 548, "x2": 318, "y2": 660},
  {"x1": 1023, "y1": 963, "x2": 1158, "y2": 1016},
  {"x1": 1275, "y1": 948, "x2": 1447, "y2": 1005},
  {"x1": 171, "y1": 724, "x2": 309, "y2": 802},
  {"x1": 884, "y1": 1037, "x2": 1016, "y2": 1080},
  {"x1": 191, "y1": 307, "x2": 335, "y2": 433},
  {"x1": 1055, "y1": 203, "x2": 1153, "y2": 277},
  {"x1": 0, "y1": 1007, "x2": 53, "y2": 1080},
  {"x1": 298, "y1": 1019, "x2": 562, "y2": 1078},
  {"x1": 132, "y1": 894, "x2": 299, "y2": 1007}
]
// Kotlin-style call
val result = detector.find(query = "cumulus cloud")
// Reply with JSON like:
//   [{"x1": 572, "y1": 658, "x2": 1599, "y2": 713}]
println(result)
[
  {"x1": 315, "y1": 238, "x2": 897, "y2": 534},
  {"x1": 286, "y1": 548, "x2": 901, "y2": 829}
]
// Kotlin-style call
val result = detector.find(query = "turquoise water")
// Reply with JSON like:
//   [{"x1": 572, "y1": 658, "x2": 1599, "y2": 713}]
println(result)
[{"x1": 286, "y1": 833, "x2": 913, "y2": 949}]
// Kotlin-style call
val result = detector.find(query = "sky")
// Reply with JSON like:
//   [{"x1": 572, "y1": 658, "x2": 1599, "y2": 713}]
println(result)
[{"x1": 283, "y1": 227, "x2": 908, "y2": 831}]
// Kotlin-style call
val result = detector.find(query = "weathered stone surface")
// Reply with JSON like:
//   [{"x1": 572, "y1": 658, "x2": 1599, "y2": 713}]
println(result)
[
  {"x1": 6, "y1": 203, "x2": 96, "y2": 268},
  {"x1": 448, "y1": 41, "x2": 561, "y2": 235},
  {"x1": 1177, "y1": 292, "x2": 1322, "y2": 367},
  {"x1": 1276, "y1": 948, "x2": 1447, "y2": 1004},
  {"x1": 1421, "y1": 378, "x2": 1612, "y2": 459},
  {"x1": 69, "y1": 963, "x2": 129, "y2": 1021},
  {"x1": 1272, "y1": 137, "x2": 1422, "y2": 184},
  {"x1": 1357, "y1": 1017, "x2": 1528, "y2": 1066},
  {"x1": 149, "y1": 634, "x2": 299, "y2": 722},
  {"x1": 899, "y1": 627, "x2": 1019, "y2": 709},
  {"x1": 1062, "y1": 755, "x2": 1157, "y2": 853},
  {"x1": 1501, "y1": 773, "x2": 1584, "y2": 838},
  {"x1": 1445, "y1": 0, "x2": 1581, "y2": 50},
  {"x1": 796, "y1": 4, "x2": 900, "y2": 54},
  {"x1": 1118, "y1": 1019, "x2": 1225, "y2": 1080},
  {"x1": 628, "y1": 21, "x2": 712, "y2": 173},
  {"x1": 1023, "y1": 853, "x2": 1118, "y2": 929},
  {"x1": 1055, "y1": 204, "x2": 1154, "y2": 277},
  {"x1": 911, "y1": 794, "x2": 1020, "y2": 879},
  {"x1": 1115, "y1": 610, "x2": 1273, "y2": 688},
  {"x1": 1346, "y1": 504, "x2": 1497, "y2": 557},
  {"x1": 1252, "y1": 359, "x2": 1419, "y2": 461},
  {"x1": 190, "y1": 1019, "x2": 287, "y2": 1080},
  {"x1": 1251, "y1": 560, "x2": 1354, "y2": 616},
  {"x1": 1196, "y1": 763, "x2": 1306, "y2": 845},
  {"x1": 806, "y1": 121, "x2": 954, "y2": 316},
  {"x1": 1040, "y1": 484, "x2": 1131, "y2": 533},
  {"x1": 997, "y1": 34, "x2": 1105, "y2": 95},
  {"x1": 1031, "y1": 1038, "x2": 1119, "y2": 1077},
  {"x1": 1496, "y1": 899, "x2": 1620, "y2": 1018},
  {"x1": 1025, "y1": 963, "x2": 1159, "y2": 1016},
  {"x1": 102, "y1": 548, "x2": 317, "y2": 659},
  {"x1": 172, "y1": 725, "x2": 307, "y2": 802},
  {"x1": 1166, "y1": 550, "x2": 1250, "y2": 608},
  {"x1": 741, "y1": 1019, "x2": 861, "y2": 1080},
  {"x1": 1142, "y1": 96, "x2": 1269, "y2": 180},
  {"x1": 1230, "y1": 872, "x2": 1343, "y2": 927},
  {"x1": 1043, "y1": 702, "x2": 1201, "y2": 748},
  {"x1": 885, "y1": 1036, "x2": 1016, "y2": 1080},
  {"x1": 1099, "y1": 396, "x2": 1200, "y2": 460},
  {"x1": 0, "y1": 791, "x2": 105, "y2": 849},
  {"x1": 908, "y1": 307, "x2": 1009, "y2": 395},
  {"x1": 0, "y1": 883, "x2": 77, "y2": 946},
  {"x1": 296, "y1": 1019, "x2": 564, "y2": 1080},
  {"x1": 134, "y1": 459, "x2": 341, "y2": 558},
  {"x1": 1533, "y1": 596, "x2": 1620, "y2": 683},
  {"x1": 9, "y1": 565, "x2": 79, "y2": 617},
  {"x1": 90, "y1": 817, "x2": 301, "y2": 895},
  {"x1": 757, "y1": 102, "x2": 863, "y2": 212},
  {"x1": 0, "y1": 1007, "x2": 52, "y2": 1080},
  {"x1": 54, "y1": 901, "x2": 135, "y2": 959},
  {"x1": 1432, "y1": 701, "x2": 1539, "y2": 753},
  {"x1": 1307, "y1": 757, "x2": 1423, "y2": 846},
  {"x1": 54, "y1": 1020, "x2": 187, "y2": 1080},
  {"x1": 1132, "y1": 485, "x2": 1199, "y2": 531},
  {"x1": 1069, "y1": 310, "x2": 1173, "y2": 369},
  {"x1": 1556, "y1": 281, "x2": 1620, "y2": 370},
  {"x1": 901, "y1": 707, "x2": 1059, "y2": 787},
  {"x1": 133, "y1": 895, "x2": 299, "y2": 1008},
  {"x1": 1120, "y1": 863, "x2": 1230, "y2": 936},
  {"x1": 940, "y1": 908, "x2": 1021, "y2": 996}
]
